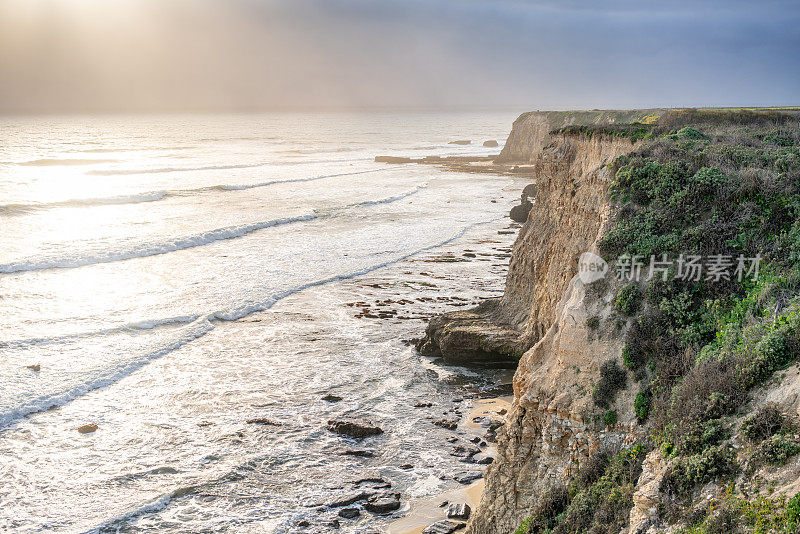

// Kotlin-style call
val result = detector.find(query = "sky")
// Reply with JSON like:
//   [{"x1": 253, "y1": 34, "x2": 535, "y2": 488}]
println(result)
[{"x1": 0, "y1": 0, "x2": 798, "y2": 113}]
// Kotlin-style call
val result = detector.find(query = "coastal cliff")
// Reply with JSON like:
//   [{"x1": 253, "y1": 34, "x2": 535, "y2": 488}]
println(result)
[
  {"x1": 421, "y1": 109, "x2": 800, "y2": 534},
  {"x1": 467, "y1": 112, "x2": 643, "y2": 533}
]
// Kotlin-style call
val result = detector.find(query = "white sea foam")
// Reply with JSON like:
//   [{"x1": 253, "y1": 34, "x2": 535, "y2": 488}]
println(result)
[
  {"x1": 0, "y1": 214, "x2": 318, "y2": 274},
  {"x1": 0, "y1": 218, "x2": 496, "y2": 429}
]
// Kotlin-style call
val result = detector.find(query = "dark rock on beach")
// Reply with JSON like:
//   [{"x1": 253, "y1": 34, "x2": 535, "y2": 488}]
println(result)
[
  {"x1": 483, "y1": 140, "x2": 499, "y2": 147},
  {"x1": 452, "y1": 471, "x2": 483, "y2": 484},
  {"x1": 329, "y1": 492, "x2": 372, "y2": 508},
  {"x1": 338, "y1": 507, "x2": 361, "y2": 519},
  {"x1": 446, "y1": 503, "x2": 471, "y2": 520},
  {"x1": 327, "y1": 419, "x2": 383, "y2": 438},
  {"x1": 340, "y1": 449, "x2": 376, "y2": 457},
  {"x1": 509, "y1": 199, "x2": 532, "y2": 223},
  {"x1": 246, "y1": 418, "x2": 281, "y2": 425},
  {"x1": 423, "y1": 520, "x2": 467, "y2": 534},
  {"x1": 434, "y1": 419, "x2": 458, "y2": 430},
  {"x1": 364, "y1": 492, "x2": 402, "y2": 514}
]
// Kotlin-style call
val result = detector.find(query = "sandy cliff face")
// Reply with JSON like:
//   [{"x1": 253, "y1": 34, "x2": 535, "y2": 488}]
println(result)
[{"x1": 448, "y1": 113, "x2": 644, "y2": 533}]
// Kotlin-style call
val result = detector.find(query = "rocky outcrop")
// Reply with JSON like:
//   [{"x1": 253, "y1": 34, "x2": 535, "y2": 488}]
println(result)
[{"x1": 417, "y1": 299, "x2": 523, "y2": 366}]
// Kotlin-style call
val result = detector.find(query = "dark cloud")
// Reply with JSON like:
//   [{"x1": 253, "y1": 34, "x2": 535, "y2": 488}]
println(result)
[{"x1": 0, "y1": 0, "x2": 797, "y2": 112}]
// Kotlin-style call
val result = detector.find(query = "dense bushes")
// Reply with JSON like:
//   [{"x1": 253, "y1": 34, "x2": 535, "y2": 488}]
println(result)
[
  {"x1": 681, "y1": 492, "x2": 800, "y2": 534},
  {"x1": 516, "y1": 446, "x2": 646, "y2": 534},
  {"x1": 614, "y1": 283, "x2": 642, "y2": 316},
  {"x1": 593, "y1": 359, "x2": 627, "y2": 408},
  {"x1": 741, "y1": 404, "x2": 785, "y2": 441},
  {"x1": 598, "y1": 112, "x2": 800, "y2": 507},
  {"x1": 663, "y1": 445, "x2": 738, "y2": 496}
]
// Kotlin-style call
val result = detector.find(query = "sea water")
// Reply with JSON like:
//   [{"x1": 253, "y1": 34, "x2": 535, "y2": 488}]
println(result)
[{"x1": 0, "y1": 112, "x2": 524, "y2": 533}]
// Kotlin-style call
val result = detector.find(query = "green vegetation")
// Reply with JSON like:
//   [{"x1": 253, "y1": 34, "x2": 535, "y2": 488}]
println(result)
[
  {"x1": 515, "y1": 445, "x2": 646, "y2": 534},
  {"x1": 680, "y1": 491, "x2": 800, "y2": 534},
  {"x1": 586, "y1": 315, "x2": 600, "y2": 330},
  {"x1": 604, "y1": 409, "x2": 618, "y2": 426},
  {"x1": 592, "y1": 359, "x2": 627, "y2": 408},
  {"x1": 634, "y1": 388, "x2": 651, "y2": 422},
  {"x1": 614, "y1": 283, "x2": 643, "y2": 316},
  {"x1": 517, "y1": 109, "x2": 800, "y2": 533}
]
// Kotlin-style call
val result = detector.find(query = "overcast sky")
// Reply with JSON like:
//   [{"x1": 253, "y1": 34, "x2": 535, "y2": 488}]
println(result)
[{"x1": 0, "y1": 0, "x2": 798, "y2": 113}]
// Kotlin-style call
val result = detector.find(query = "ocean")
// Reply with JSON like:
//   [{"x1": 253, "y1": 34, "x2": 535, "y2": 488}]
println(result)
[{"x1": 0, "y1": 112, "x2": 524, "y2": 533}]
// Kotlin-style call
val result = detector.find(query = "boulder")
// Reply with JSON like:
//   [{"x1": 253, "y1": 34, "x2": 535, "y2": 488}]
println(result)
[
  {"x1": 452, "y1": 471, "x2": 482, "y2": 484},
  {"x1": 422, "y1": 520, "x2": 466, "y2": 534},
  {"x1": 364, "y1": 492, "x2": 401, "y2": 514},
  {"x1": 322, "y1": 394, "x2": 343, "y2": 402},
  {"x1": 448, "y1": 140, "x2": 471, "y2": 145},
  {"x1": 329, "y1": 492, "x2": 372, "y2": 508},
  {"x1": 338, "y1": 507, "x2": 361, "y2": 519},
  {"x1": 446, "y1": 503, "x2": 471, "y2": 520},
  {"x1": 509, "y1": 200, "x2": 533, "y2": 223},
  {"x1": 483, "y1": 140, "x2": 499, "y2": 147},
  {"x1": 327, "y1": 419, "x2": 383, "y2": 438},
  {"x1": 77, "y1": 424, "x2": 98, "y2": 434},
  {"x1": 246, "y1": 418, "x2": 280, "y2": 425}
]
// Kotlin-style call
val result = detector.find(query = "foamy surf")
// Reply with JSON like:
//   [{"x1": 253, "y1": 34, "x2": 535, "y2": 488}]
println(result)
[{"x1": 0, "y1": 218, "x2": 496, "y2": 429}]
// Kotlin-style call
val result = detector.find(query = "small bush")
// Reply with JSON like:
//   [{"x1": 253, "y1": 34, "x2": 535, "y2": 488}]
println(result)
[
  {"x1": 741, "y1": 404, "x2": 785, "y2": 441},
  {"x1": 740, "y1": 327, "x2": 794, "y2": 387},
  {"x1": 614, "y1": 283, "x2": 643, "y2": 316},
  {"x1": 520, "y1": 484, "x2": 569, "y2": 533},
  {"x1": 604, "y1": 410, "x2": 618, "y2": 426},
  {"x1": 664, "y1": 445, "x2": 737, "y2": 495},
  {"x1": 672, "y1": 126, "x2": 706, "y2": 140},
  {"x1": 586, "y1": 315, "x2": 600, "y2": 330},
  {"x1": 758, "y1": 435, "x2": 800, "y2": 466},
  {"x1": 593, "y1": 359, "x2": 628, "y2": 408},
  {"x1": 634, "y1": 389, "x2": 651, "y2": 422}
]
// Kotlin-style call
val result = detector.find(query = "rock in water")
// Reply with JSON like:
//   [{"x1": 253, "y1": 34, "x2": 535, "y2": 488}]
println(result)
[
  {"x1": 322, "y1": 394, "x2": 343, "y2": 402},
  {"x1": 26, "y1": 364, "x2": 41, "y2": 372},
  {"x1": 364, "y1": 492, "x2": 401, "y2": 514},
  {"x1": 327, "y1": 419, "x2": 383, "y2": 438},
  {"x1": 77, "y1": 424, "x2": 98, "y2": 434},
  {"x1": 338, "y1": 507, "x2": 361, "y2": 519},
  {"x1": 483, "y1": 140, "x2": 499, "y2": 147},
  {"x1": 246, "y1": 418, "x2": 281, "y2": 425},
  {"x1": 509, "y1": 200, "x2": 533, "y2": 223},
  {"x1": 452, "y1": 471, "x2": 482, "y2": 484},
  {"x1": 328, "y1": 492, "x2": 372, "y2": 508},
  {"x1": 375, "y1": 156, "x2": 414, "y2": 163},
  {"x1": 422, "y1": 520, "x2": 467, "y2": 534},
  {"x1": 448, "y1": 140, "x2": 471, "y2": 145},
  {"x1": 446, "y1": 503, "x2": 471, "y2": 520}
]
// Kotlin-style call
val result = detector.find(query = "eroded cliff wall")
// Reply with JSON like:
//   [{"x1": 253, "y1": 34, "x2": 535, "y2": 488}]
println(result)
[{"x1": 465, "y1": 113, "x2": 645, "y2": 533}]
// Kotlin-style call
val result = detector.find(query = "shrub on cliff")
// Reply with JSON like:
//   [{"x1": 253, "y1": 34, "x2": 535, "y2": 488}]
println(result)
[
  {"x1": 549, "y1": 445, "x2": 645, "y2": 534},
  {"x1": 614, "y1": 283, "x2": 642, "y2": 316},
  {"x1": 663, "y1": 444, "x2": 738, "y2": 496},
  {"x1": 593, "y1": 359, "x2": 627, "y2": 408},
  {"x1": 740, "y1": 404, "x2": 785, "y2": 441},
  {"x1": 634, "y1": 388, "x2": 651, "y2": 422}
]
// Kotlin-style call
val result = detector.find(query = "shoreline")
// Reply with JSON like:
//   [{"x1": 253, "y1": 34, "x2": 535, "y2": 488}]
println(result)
[{"x1": 388, "y1": 395, "x2": 514, "y2": 533}]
